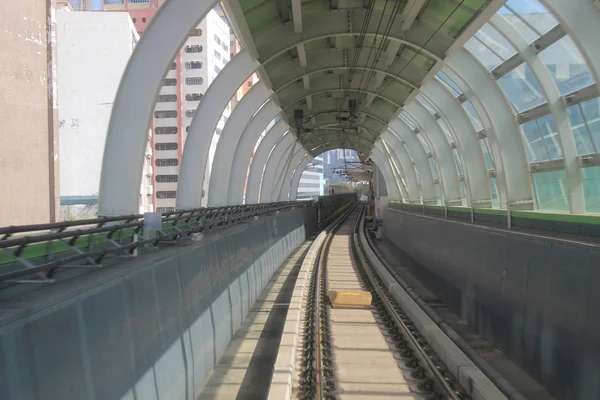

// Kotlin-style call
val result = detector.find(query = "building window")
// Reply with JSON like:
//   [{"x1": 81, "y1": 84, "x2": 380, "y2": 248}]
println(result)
[
  {"x1": 155, "y1": 142, "x2": 178, "y2": 151},
  {"x1": 222, "y1": 42, "x2": 228, "y2": 52},
  {"x1": 155, "y1": 158, "x2": 179, "y2": 167},
  {"x1": 157, "y1": 94, "x2": 177, "y2": 103},
  {"x1": 156, "y1": 174, "x2": 179, "y2": 183},
  {"x1": 132, "y1": 18, "x2": 137, "y2": 23},
  {"x1": 156, "y1": 191, "x2": 177, "y2": 199},
  {"x1": 154, "y1": 110, "x2": 177, "y2": 119},
  {"x1": 169, "y1": 62, "x2": 176, "y2": 70},
  {"x1": 214, "y1": 34, "x2": 221, "y2": 45},
  {"x1": 185, "y1": 109, "x2": 196, "y2": 118},
  {"x1": 184, "y1": 45, "x2": 203, "y2": 53},
  {"x1": 247, "y1": 80, "x2": 253, "y2": 88},
  {"x1": 214, "y1": 49, "x2": 222, "y2": 61},
  {"x1": 185, "y1": 77, "x2": 203, "y2": 85},
  {"x1": 163, "y1": 78, "x2": 177, "y2": 86},
  {"x1": 157, "y1": 207, "x2": 175, "y2": 213},
  {"x1": 191, "y1": 28, "x2": 202, "y2": 37},
  {"x1": 215, "y1": 66, "x2": 221, "y2": 74},
  {"x1": 154, "y1": 126, "x2": 177, "y2": 135},
  {"x1": 185, "y1": 61, "x2": 203, "y2": 70},
  {"x1": 185, "y1": 93, "x2": 204, "y2": 101}
]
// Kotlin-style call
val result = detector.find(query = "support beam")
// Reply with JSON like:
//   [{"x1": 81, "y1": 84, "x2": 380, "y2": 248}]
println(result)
[
  {"x1": 260, "y1": 134, "x2": 296, "y2": 203},
  {"x1": 289, "y1": 156, "x2": 312, "y2": 200},
  {"x1": 178, "y1": 51, "x2": 260, "y2": 208},
  {"x1": 207, "y1": 81, "x2": 272, "y2": 206},
  {"x1": 99, "y1": 0, "x2": 219, "y2": 215},
  {"x1": 229, "y1": 102, "x2": 281, "y2": 204},
  {"x1": 292, "y1": 0, "x2": 302, "y2": 34},
  {"x1": 246, "y1": 123, "x2": 288, "y2": 204},
  {"x1": 277, "y1": 147, "x2": 307, "y2": 201},
  {"x1": 297, "y1": 43, "x2": 307, "y2": 68},
  {"x1": 401, "y1": 0, "x2": 427, "y2": 31}
]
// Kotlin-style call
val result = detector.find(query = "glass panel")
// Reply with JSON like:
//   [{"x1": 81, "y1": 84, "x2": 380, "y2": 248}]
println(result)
[
  {"x1": 537, "y1": 114, "x2": 562, "y2": 160},
  {"x1": 416, "y1": 94, "x2": 437, "y2": 115},
  {"x1": 437, "y1": 119, "x2": 454, "y2": 143},
  {"x1": 465, "y1": 37, "x2": 503, "y2": 71},
  {"x1": 462, "y1": 100, "x2": 483, "y2": 131},
  {"x1": 490, "y1": 177, "x2": 500, "y2": 208},
  {"x1": 567, "y1": 104, "x2": 596, "y2": 155},
  {"x1": 480, "y1": 137, "x2": 495, "y2": 169},
  {"x1": 452, "y1": 148, "x2": 463, "y2": 175},
  {"x1": 532, "y1": 170, "x2": 569, "y2": 212},
  {"x1": 497, "y1": 63, "x2": 545, "y2": 112},
  {"x1": 520, "y1": 120, "x2": 549, "y2": 162},
  {"x1": 581, "y1": 166, "x2": 600, "y2": 213},
  {"x1": 474, "y1": 23, "x2": 517, "y2": 61},
  {"x1": 581, "y1": 97, "x2": 600, "y2": 151},
  {"x1": 434, "y1": 183, "x2": 441, "y2": 205},
  {"x1": 539, "y1": 36, "x2": 595, "y2": 96},
  {"x1": 416, "y1": 133, "x2": 430, "y2": 153},
  {"x1": 460, "y1": 180, "x2": 467, "y2": 201},
  {"x1": 399, "y1": 113, "x2": 416, "y2": 131},
  {"x1": 436, "y1": 70, "x2": 462, "y2": 96},
  {"x1": 428, "y1": 157, "x2": 438, "y2": 179},
  {"x1": 500, "y1": 0, "x2": 559, "y2": 43}
]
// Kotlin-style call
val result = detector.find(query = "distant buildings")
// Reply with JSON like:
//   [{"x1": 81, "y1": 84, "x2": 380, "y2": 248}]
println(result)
[
  {"x1": 297, "y1": 156, "x2": 324, "y2": 200},
  {"x1": 56, "y1": 10, "x2": 152, "y2": 220}
]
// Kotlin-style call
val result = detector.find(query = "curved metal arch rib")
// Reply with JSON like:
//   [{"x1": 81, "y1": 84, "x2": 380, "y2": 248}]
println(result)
[
  {"x1": 246, "y1": 123, "x2": 288, "y2": 204},
  {"x1": 99, "y1": 0, "x2": 220, "y2": 215},
  {"x1": 260, "y1": 134, "x2": 296, "y2": 203},
  {"x1": 207, "y1": 80, "x2": 272, "y2": 205}
]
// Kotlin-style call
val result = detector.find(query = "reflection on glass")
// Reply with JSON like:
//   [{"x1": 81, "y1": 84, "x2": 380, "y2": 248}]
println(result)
[
  {"x1": 428, "y1": 157, "x2": 438, "y2": 180},
  {"x1": 498, "y1": 0, "x2": 558, "y2": 43},
  {"x1": 490, "y1": 177, "x2": 500, "y2": 208},
  {"x1": 581, "y1": 97, "x2": 600, "y2": 150},
  {"x1": 581, "y1": 166, "x2": 600, "y2": 213},
  {"x1": 465, "y1": 37, "x2": 503, "y2": 70},
  {"x1": 438, "y1": 119, "x2": 454, "y2": 144},
  {"x1": 460, "y1": 180, "x2": 467, "y2": 202},
  {"x1": 532, "y1": 170, "x2": 569, "y2": 212},
  {"x1": 416, "y1": 133, "x2": 430, "y2": 153},
  {"x1": 567, "y1": 104, "x2": 596, "y2": 155},
  {"x1": 434, "y1": 183, "x2": 441, "y2": 205},
  {"x1": 497, "y1": 63, "x2": 545, "y2": 112},
  {"x1": 475, "y1": 23, "x2": 516, "y2": 61},
  {"x1": 520, "y1": 120, "x2": 547, "y2": 162},
  {"x1": 416, "y1": 94, "x2": 437, "y2": 115},
  {"x1": 539, "y1": 36, "x2": 594, "y2": 95},
  {"x1": 399, "y1": 113, "x2": 416, "y2": 131},
  {"x1": 462, "y1": 100, "x2": 483, "y2": 131},
  {"x1": 452, "y1": 148, "x2": 463, "y2": 175},
  {"x1": 436, "y1": 70, "x2": 463, "y2": 97},
  {"x1": 480, "y1": 137, "x2": 495, "y2": 169},
  {"x1": 537, "y1": 114, "x2": 562, "y2": 160}
]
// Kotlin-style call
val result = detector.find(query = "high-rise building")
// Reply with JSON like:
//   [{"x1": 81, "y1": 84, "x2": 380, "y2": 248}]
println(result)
[
  {"x1": 56, "y1": 10, "x2": 152, "y2": 220},
  {"x1": 1, "y1": 0, "x2": 59, "y2": 225},
  {"x1": 297, "y1": 156, "x2": 324, "y2": 200},
  {"x1": 100, "y1": 0, "x2": 231, "y2": 212}
]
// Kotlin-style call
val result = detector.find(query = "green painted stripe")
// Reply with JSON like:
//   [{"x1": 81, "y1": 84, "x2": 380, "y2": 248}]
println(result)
[
  {"x1": 511, "y1": 211, "x2": 600, "y2": 225},
  {"x1": 474, "y1": 208, "x2": 507, "y2": 217},
  {"x1": 446, "y1": 206, "x2": 470, "y2": 213}
]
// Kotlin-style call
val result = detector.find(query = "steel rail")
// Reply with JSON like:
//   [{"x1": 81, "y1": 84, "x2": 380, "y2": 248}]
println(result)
[{"x1": 351, "y1": 205, "x2": 466, "y2": 399}]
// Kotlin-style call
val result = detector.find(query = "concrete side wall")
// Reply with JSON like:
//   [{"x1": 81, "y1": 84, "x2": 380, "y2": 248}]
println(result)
[
  {"x1": 0, "y1": 0, "x2": 57, "y2": 225},
  {"x1": 382, "y1": 208, "x2": 600, "y2": 400},
  {"x1": 0, "y1": 208, "x2": 314, "y2": 400}
]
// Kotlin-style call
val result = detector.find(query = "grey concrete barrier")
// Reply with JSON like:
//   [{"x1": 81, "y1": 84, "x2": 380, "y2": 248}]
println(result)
[
  {"x1": 382, "y1": 207, "x2": 600, "y2": 400},
  {"x1": 0, "y1": 208, "x2": 313, "y2": 400}
]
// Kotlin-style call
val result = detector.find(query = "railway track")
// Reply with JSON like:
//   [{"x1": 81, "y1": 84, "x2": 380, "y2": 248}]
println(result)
[{"x1": 297, "y1": 202, "x2": 468, "y2": 400}]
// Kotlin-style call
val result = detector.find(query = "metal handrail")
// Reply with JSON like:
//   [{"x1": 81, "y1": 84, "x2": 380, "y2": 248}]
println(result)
[{"x1": 0, "y1": 201, "x2": 308, "y2": 285}]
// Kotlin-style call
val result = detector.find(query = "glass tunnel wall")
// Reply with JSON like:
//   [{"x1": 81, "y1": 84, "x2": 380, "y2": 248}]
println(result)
[{"x1": 374, "y1": 0, "x2": 600, "y2": 215}]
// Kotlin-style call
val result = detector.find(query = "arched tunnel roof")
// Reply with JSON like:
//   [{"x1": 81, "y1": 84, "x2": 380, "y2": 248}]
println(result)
[{"x1": 99, "y1": 0, "x2": 600, "y2": 216}]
